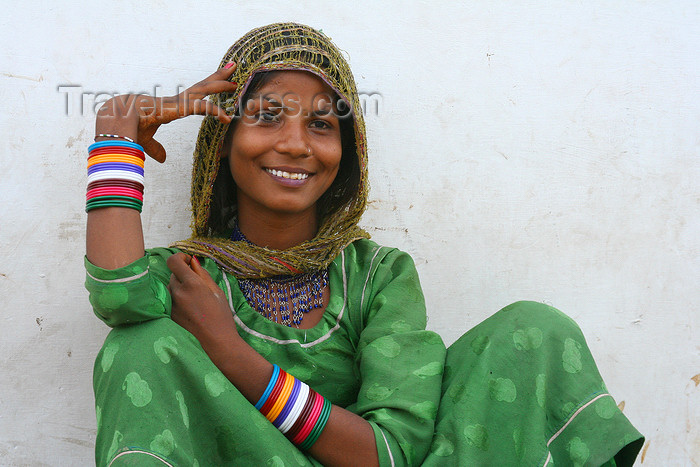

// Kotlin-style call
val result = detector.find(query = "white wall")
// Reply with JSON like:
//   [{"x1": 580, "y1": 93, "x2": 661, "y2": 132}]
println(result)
[{"x1": 1, "y1": 1, "x2": 698, "y2": 465}]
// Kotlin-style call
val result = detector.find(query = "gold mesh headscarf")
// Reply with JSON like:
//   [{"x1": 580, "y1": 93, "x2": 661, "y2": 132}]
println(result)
[{"x1": 171, "y1": 23, "x2": 369, "y2": 278}]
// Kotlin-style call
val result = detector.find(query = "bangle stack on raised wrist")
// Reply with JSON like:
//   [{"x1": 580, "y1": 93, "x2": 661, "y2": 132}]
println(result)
[{"x1": 86, "y1": 138, "x2": 145, "y2": 213}]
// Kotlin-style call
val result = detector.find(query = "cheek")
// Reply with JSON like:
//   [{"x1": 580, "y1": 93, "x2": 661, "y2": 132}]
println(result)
[
  {"x1": 322, "y1": 139, "x2": 343, "y2": 172},
  {"x1": 227, "y1": 137, "x2": 259, "y2": 173},
  {"x1": 322, "y1": 152, "x2": 342, "y2": 187},
  {"x1": 321, "y1": 151, "x2": 343, "y2": 191},
  {"x1": 228, "y1": 157, "x2": 250, "y2": 191},
  {"x1": 226, "y1": 152, "x2": 249, "y2": 191}
]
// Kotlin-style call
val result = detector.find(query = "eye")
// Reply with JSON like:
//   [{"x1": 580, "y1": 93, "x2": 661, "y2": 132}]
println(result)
[
  {"x1": 309, "y1": 119, "x2": 333, "y2": 130},
  {"x1": 257, "y1": 110, "x2": 280, "y2": 123}
]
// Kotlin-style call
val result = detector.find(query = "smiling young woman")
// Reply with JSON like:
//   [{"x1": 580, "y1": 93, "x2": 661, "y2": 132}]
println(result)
[
  {"x1": 226, "y1": 71, "x2": 344, "y2": 249},
  {"x1": 85, "y1": 23, "x2": 643, "y2": 467}
]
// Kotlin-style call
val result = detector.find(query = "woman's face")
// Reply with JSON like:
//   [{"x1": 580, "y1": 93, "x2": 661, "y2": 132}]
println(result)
[{"x1": 226, "y1": 71, "x2": 343, "y2": 221}]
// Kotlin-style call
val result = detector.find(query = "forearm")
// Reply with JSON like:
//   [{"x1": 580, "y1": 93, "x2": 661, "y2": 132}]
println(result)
[
  {"x1": 86, "y1": 208, "x2": 145, "y2": 268},
  {"x1": 211, "y1": 335, "x2": 379, "y2": 467},
  {"x1": 309, "y1": 403, "x2": 379, "y2": 467},
  {"x1": 86, "y1": 98, "x2": 145, "y2": 269}
]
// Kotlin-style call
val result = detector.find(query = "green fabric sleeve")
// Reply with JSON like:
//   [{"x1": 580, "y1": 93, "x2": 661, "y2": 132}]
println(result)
[
  {"x1": 84, "y1": 248, "x2": 180, "y2": 327},
  {"x1": 347, "y1": 249, "x2": 447, "y2": 466}
]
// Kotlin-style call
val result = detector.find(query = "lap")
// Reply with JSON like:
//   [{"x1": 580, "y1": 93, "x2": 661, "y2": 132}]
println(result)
[{"x1": 94, "y1": 318, "x2": 318, "y2": 466}]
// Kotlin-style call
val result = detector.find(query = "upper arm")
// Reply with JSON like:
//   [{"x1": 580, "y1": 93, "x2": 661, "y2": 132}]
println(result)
[{"x1": 84, "y1": 247, "x2": 179, "y2": 327}]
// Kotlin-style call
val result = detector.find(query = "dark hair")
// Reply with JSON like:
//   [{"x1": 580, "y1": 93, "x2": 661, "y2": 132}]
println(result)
[{"x1": 207, "y1": 71, "x2": 360, "y2": 236}]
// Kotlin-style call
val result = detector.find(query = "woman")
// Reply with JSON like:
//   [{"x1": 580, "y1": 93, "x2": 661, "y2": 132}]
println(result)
[{"x1": 85, "y1": 23, "x2": 643, "y2": 466}]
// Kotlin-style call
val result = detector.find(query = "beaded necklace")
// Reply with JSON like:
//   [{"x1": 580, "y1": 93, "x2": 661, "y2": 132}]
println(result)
[{"x1": 231, "y1": 223, "x2": 328, "y2": 327}]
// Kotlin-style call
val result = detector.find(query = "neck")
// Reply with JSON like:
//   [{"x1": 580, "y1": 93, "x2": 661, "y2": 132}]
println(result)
[{"x1": 236, "y1": 204, "x2": 318, "y2": 250}]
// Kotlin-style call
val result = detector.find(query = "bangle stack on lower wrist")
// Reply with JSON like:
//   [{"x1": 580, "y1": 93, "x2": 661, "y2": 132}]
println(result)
[
  {"x1": 255, "y1": 364, "x2": 332, "y2": 450},
  {"x1": 86, "y1": 139, "x2": 145, "y2": 213}
]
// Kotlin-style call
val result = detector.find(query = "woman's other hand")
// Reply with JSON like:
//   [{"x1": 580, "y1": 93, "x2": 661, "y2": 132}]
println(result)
[
  {"x1": 96, "y1": 63, "x2": 237, "y2": 162},
  {"x1": 167, "y1": 252, "x2": 240, "y2": 360}
]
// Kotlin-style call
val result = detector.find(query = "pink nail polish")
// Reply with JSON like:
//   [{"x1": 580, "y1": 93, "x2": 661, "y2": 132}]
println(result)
[{"x1": 224, "y1": 62, "x2": 234, "y2": 69}]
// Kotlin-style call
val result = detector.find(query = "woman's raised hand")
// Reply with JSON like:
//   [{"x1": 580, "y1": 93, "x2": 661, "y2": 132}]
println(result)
[{"x1": 95, "y1": 63, "x2": 238, "y2": 162}]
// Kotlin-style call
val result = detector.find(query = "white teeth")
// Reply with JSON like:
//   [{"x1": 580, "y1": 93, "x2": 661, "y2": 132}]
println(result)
[{"x1": 266, "y1": 169, "x2": 309, "y2": 180}]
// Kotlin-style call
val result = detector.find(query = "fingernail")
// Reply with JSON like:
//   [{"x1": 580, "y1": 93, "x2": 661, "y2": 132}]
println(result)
[
  {"x1": 224, "y1": 62, "x2": 234, "y2": 69},
  {"x1": 192, "y1": 256, "x2": 201, "y2": 267}
]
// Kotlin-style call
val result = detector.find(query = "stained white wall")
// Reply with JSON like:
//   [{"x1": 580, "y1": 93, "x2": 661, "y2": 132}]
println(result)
[{"x1": 1, "y1": 1, "x2": 698, "y2": 465}]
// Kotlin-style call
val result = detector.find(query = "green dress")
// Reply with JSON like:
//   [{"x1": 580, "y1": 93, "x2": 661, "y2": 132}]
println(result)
[{"x1": 86, "y1": 239, "x2": 643, "y2": 466}]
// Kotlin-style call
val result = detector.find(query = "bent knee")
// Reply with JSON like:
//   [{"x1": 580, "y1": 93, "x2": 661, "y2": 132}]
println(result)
[
  {"x1": 95, "y1": 318, "x2": 199, "y2": 375},
  {"x1": 499, "y1": 300, "x2": 582, "y2": 335}
]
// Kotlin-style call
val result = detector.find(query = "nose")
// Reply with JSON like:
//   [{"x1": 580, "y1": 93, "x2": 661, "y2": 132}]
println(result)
[{"x1": 273, "y1": 116, "x2": 310, "y2": 158}]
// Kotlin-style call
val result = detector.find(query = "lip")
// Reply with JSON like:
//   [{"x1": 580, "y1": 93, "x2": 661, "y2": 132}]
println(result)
[
  {"x1": 264, "y1": 166, "x2": 314, "y2": 187},
  {"x1": 265, "y1": 166, "x2": 312, "y2": 175}
]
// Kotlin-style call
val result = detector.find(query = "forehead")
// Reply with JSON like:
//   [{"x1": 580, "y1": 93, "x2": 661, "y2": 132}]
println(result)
[{"x1": 248, "y1": 71, "x2": 338, "y2": 101}]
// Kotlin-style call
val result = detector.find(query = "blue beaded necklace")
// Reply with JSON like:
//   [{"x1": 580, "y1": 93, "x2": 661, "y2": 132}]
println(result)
[{"x1": 231, "y1": 223, "x2": 328, "y2": 327}]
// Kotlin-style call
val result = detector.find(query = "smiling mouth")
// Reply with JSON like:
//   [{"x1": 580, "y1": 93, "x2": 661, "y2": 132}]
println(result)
[{"x1": 265, "y1": 168, "x2": 310, "y2": 180}]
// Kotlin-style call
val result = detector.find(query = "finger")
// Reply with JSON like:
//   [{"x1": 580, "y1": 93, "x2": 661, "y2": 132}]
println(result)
[
  {"x1": 189, "y1": 255, "x2": 210, "y2": 280},
  {"x1": 167, "y1": 253, "x2": 197, "y2": 282},
  {"x1": 189, "y1": 255, "x2": 202, "y2": 272},
  {"x1": 190, "y1": 79, "x2": 238, "y2": 97},
  {"x1": 142, "y1": 137, "x2": 167, "y2": 163},
  {"x1": 193, "y1": 62, "x2": 237, "y2": 87},
  {"x1": 186, "y1": 67, "x2": 238, "y2": 101},
  {"x1": 168, "y1": 273, "x2": 181, "y2": 287},
  {"x1": 221, "y1": 61, "x2": 237, "y2": 73},
  {"x1": 190, "y1": 99, "x2": 233, "y2": 124},
  {"x1": 189, "y1": 256, "x2": 221, "y2": 294}
]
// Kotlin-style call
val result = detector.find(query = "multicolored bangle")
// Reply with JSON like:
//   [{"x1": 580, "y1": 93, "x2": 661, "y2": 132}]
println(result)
[
  {"x1": 279, "y1": 380, "x2": 309, "y2": 434},
  {"x1": 266, "y1": 371, "x2": 293, "y2": 422},
  {"x1": 86, "y1": 140, "x2": 145, "y2": 213},
  {"x1": 87, "y1": 179, "x2": 144, "y2": 191},
  {"x1": 90, "y1": 140, "x2": 144, "y2": 151},
  {"x1": 292, "y1": 391, "x2": 323, "y2": 445},
  {"x1": 300, "y1": 398, "x2": 332, "y2": 450},
  {"x1": 87, "y1": 155, "x2": 145, "y2": 168},
  {"x1": 87, "y1": 170, "x2": 144, "y2": 184},
  {"x1": 255, "y1": 364, "x2": 280, "y2": 410},
  {"x1": 274, "y1": 377, "x2": 301, "y2": 429},
  {"x1": 89, "y1": 148, "x2": 145, "y2": 158},
  {"x1": 95, "y1": 133, "x2": 135, "y2": 143},
  {"x1": 255, "y1": 366, "x2": 331, "y2": 450},
  {"x1": 285, "y1": 391, "x2": 315, "y2": 441}
]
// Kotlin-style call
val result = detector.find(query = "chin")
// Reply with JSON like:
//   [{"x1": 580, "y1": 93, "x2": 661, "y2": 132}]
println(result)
[{"x1": 266, "y1": 200, "x2": 317, "y2": 217}]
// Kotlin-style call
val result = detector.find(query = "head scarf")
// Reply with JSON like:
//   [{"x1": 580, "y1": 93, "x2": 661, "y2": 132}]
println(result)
[{"x1": 171, "y1": 23, "x2": 369, "y2": 279}]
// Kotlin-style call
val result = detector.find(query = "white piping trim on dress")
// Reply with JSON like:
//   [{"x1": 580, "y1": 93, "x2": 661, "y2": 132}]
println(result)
[
  {"x1": 108, "y1": 449, "x2": 174, "y2": 467},
  {"x1": 221, "y1": 266, "x2": 233, "y2": 304},
  {"x1": 86, "y1": 268, "x2": 149, "y2": 284},
  {"x1": 379, "y1": 428, "x2": 396, "y2": 467},
  {"x1": 221, "y1": 250, "x2": 348, "y2": 348},
  {"x1": 359, "y1": 247, "x2": 384, "y2": 314},
  {"x1": 541, "y1": 393, "x2": 612, "y2": 466}
]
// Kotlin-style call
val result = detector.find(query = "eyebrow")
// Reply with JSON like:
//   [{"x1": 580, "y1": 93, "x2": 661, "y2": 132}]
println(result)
[
  {"x1": 246, "y1": 94, "x2": 335, "y2": 116},
  {"x1": 261, "y1": 96, "x2": 283, "y2": 107}
]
